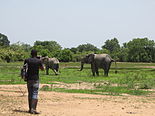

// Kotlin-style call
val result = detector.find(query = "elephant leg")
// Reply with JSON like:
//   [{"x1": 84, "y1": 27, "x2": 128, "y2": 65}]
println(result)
[
  {"x1": 46, "y1": 67, "x2": 49, "y2": 75},
  {"x1": 91, "y1": 64, "x2": 95, "y2": 76},
  {"x1": 95, "y1": 66, "x2": 99, "y2": 76},
  {"x1": 107, "y1": 63, "x2": 112, "y2": 76},
  {"x1": 104, "y1": 68, "x2": 108, "y2": 76},
  {"x1": 52, "y1": 69, "x2": 58, "y2": 75},
  {"x1": 53, "y1": 64, "x2": 59, "y2": 75},
  {"x1": 55, "y1": 64, "x2": 59, "y2": 72},
  {"x1": 103, "y1": 64, "x2": 107, "y2": 76},
  {"x1": 96, "y1": 70, "x2": 99, "y2": 76},
  {"x1": 105, "y1": 63, "x2": 111, "y2": 76},
  {"x1": 104, "y1": 70, "x2": 107, "y2": 76},
  {"x1": 105, "y1": 70, "x2": 108, "y2": 76}
]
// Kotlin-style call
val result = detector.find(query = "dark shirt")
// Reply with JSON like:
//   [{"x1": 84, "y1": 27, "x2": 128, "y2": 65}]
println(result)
[{"x1": 24, "y1": 57, "x2": 43, "y2": 80}]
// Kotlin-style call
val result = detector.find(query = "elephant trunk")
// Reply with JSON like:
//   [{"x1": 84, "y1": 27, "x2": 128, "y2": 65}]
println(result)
[{"x1": 79, "y1": 62, "x2": 84, "y2": 71}]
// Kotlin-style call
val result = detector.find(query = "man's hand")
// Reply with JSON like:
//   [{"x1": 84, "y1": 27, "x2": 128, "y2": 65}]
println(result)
[{"x1": 40, "y1": 66, "x2": 44, "y2": 71}]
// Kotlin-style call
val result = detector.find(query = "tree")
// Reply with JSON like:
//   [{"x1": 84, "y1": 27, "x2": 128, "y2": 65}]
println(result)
[
  {"x1": 33, "y1": 41, "x2": 62, "y2": 57},
  {"x1": 21, "y1": 43, "x2": 32, "y2": 52},
  {"x1": 56, "y1": 49, "x2": 73, "y2": 62},
  {"x1": 118, "y1": 47, "x2": 129, "y2": 62},
  {"x1": 126, "y1": 38, "x2": 155, "y2": 62},
  {"x1": 102, "y1": 38, "x2": 120, "y2": 60},
  {"x1": 0, "y1": 48, "x2": 28, "y2": 62},
  {"x1": 0, "y1": 33, "x2": 10, "y2": 46},
  {"x1": 10, "y1": 42, "x2": 32, "y2": 52},
  {"x1": 77, "y1": 43, "x2": 99, "y2": 52},
  {"x1": 70, "y1": 47, "x2": 78, "y2": 54},
  {"x1": 102, "y1": 38, "x2": 120, "y2": 53},
  {"x1": 9, "y1": 42, "x2": 30, "y2": 61},
  {"x1": 34, "y1": 41, "x2": 62, "y2": 52}
]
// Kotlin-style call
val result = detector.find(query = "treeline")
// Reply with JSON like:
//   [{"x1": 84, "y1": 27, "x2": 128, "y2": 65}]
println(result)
[{"x1": 0, "y1": 33, "x2": 155, "y2": 62}]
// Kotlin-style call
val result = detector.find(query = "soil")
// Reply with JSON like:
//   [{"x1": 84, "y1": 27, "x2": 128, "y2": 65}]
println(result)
[{"x1": 0, "y1": 84, "x2": 155, "y2": 116}]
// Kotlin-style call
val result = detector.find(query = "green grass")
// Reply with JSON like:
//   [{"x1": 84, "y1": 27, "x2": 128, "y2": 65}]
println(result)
[
  {"x1": 0, "y1": 61, "x2": 155, "y2": 96},
  {"x1": 40, "y1": 86, "x2": 150, "y2": 96}
]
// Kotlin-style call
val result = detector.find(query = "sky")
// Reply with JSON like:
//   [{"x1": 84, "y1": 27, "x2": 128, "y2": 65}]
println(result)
[{"x1": 0, "y1": 0, "x2": 155, "y2": 48}]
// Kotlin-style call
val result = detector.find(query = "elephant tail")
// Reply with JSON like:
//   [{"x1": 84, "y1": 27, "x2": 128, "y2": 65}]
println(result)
[{"x1": 112, "y1": 59, "x2": 118, "y2": 74}]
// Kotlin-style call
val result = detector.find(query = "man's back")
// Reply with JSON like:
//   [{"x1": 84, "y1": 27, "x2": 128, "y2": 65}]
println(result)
[{"x1": 25, "y1": 57, "x2": 42, "y2": 80}]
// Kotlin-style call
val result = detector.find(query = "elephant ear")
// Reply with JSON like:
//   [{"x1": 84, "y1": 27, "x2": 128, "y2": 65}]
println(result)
[
  {"x1": 82, "y1": 56, "x2": 88, "y2": 63},
  {"x1": 45, "y1": 56, "x2": 49, "y2": 62},
  {"x1": 88, "y1": 54, "x2": 95, "y2": 63}
]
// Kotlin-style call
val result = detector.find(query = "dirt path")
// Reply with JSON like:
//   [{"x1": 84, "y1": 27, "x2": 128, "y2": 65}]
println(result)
[{"x1": 0, "y1": 84, "x2": 155, "y2": 116}]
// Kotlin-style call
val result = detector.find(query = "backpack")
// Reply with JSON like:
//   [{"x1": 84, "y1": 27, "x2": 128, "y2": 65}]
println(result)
[{"x1": 21, "y1": 63, "x2": 28, "y2": 81}]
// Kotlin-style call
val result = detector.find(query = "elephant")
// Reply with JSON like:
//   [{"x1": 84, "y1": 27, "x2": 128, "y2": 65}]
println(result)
[
  {"x1": 79, "y1": 53, "x2": 116, "y2": 76},
  {"x1": 41, "y1": 56, "x2": 59, "y2": 75}
]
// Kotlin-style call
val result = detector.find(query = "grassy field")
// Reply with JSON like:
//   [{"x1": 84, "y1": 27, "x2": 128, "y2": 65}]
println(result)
[{"x1": 0, "y1": 62, "x2": 155, "y2": 96}]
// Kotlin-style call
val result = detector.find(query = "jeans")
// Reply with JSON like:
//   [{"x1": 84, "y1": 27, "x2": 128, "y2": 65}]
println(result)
[{"x1": 27, "y1": 80, "x2": 39, "y2": 99}]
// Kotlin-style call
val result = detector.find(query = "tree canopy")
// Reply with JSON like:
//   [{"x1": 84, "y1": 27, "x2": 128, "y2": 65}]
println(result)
[
  {"x1": 102, "y1": 38, "x2": 120, "y2": 53},
  {"x1": 0, "y1": 33, "x2": 10, "y2": 47},
  {"x1": 77, "y1": 43, "x2": 99, "y2": 52},
  {"x1": 33, "y1": 41, "x2": 62, "y2": 57},
  {"x1": 126, "y1": 38, "x2": 155, "y2": 62},
  {"x1": 1, "y1": 33, "x2": 155, "y2": 63}
]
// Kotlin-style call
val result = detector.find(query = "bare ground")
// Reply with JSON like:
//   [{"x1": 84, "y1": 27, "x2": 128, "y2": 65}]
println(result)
[{"x1": 0, "y1": 84, "x2": 155, "y2": 116}]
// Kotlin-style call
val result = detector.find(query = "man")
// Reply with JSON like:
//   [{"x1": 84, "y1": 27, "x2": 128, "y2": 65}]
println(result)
[{"x1": 24, "y1": 50, "x2": 44, "y2": 114}]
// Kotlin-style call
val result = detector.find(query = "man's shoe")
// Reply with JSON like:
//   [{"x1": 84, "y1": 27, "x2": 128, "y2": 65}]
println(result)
[
  {"x1": 30, "y1": 99, "x2": 40, "y2": 114},
  {"x1": 28, "y1": 98, "x2": 32, "y2": 113},
  {"x1": 30, "y1": 109, "x2": 40, "y2": 114}
]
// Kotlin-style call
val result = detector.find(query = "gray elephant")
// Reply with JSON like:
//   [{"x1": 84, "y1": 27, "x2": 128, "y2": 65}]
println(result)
[
  {"x1": 80, "y1": 53, "x2": 116, "y2": 76},
  {"x1": 41, "y1": 56, "x2": 59, "y2": 75}
]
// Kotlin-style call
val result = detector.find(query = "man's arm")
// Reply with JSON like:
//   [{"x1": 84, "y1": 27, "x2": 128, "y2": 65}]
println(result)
[
  {"x1": 40, "y1": 66, "x2": 44, "y2": 71},
  {"x1": 39, "y1": 61, "x2": 44, "y2": 71}
]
